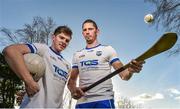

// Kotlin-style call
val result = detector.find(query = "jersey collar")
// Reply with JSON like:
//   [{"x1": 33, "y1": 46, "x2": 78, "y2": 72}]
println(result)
[
  {"x1": 85, "y1": 44, "x2": 101, "y2": 50},
  {"x1": 49, "y1": 47, "x2": 63, "y2": 58}
]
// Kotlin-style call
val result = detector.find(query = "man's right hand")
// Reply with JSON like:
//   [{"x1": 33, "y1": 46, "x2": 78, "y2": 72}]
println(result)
[
  {"x1": 71, "y1": 87, "x2": 85, "y2": 100},
  {"x1": 25, "y1": 80, "x2": 40, "y2": 97}
]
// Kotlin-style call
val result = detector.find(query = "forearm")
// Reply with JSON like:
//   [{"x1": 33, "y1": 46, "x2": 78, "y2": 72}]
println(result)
[
  {"x1": 120, "y1": 69, "x2": 133, "y2": 80},
  {"x1": 112, "y1": 61, "x2": 133, "y2": 80},
  {"x1": 68, "y1": 78, "x2": 85, "y2": 100},
  {"x1": 67, "y1": 79, "x2": 77, "y2": 93},
  {"x1": 3, "y1": 46, "x2": 34, "y2": 84},
  {"x1": 119, "y1": 60, "x2": 144, "y2": 80}
]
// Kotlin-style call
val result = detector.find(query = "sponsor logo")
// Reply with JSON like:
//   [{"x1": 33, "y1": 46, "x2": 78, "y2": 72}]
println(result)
[
  {"x1": 79, "y1": 54, "x2": 85, "y2": 58},
  {"x1": 53, "y1": 65, "x2": 68, "y2": 80},
  {"x1": 80, "y1": 60, "x2": 98, "y2": 67},
  {"x1": 50, "y1": 56, "x2": 56, "y2": 61}
]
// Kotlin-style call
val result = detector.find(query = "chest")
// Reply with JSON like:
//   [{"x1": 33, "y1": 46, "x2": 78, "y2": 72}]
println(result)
[
  {"x1": 77, "y1": 49, "x2": 110, "y2": 66},
  {"x1": 44, "y1": 51, "x2": 70, "y2": 80}
]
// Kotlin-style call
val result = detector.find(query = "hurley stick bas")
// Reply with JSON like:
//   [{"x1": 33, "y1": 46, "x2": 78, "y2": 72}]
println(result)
[{"x1": 83, "y1": 32, "x2": 178, "y2": 92}]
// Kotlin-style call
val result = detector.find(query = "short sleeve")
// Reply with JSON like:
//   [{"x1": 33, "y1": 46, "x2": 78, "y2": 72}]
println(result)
[
  {"x1": 106, "y1": 46, "x2": 120, "y2": 65},
  {"x1": 26, "y1": 43, "x2": 47, "y2": 57},
  {"x1": 72, "y1": 52, "x2": 78, "y2": 69}
]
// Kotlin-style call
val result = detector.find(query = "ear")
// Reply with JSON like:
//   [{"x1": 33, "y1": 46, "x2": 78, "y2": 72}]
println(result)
[
  {"x1": 96, "y1": 29, "x2": 100, "y2": 36},
  {"x1": 52, "y1": 35, "x2": 55, "y2": 41}
]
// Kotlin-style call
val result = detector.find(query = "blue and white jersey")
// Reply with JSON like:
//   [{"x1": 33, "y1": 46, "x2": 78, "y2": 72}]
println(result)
[
  {"x1": 72, "y1": 44, "x2": 120, "y2": 104},
  {"x1": 21, "y1": 43, "x2": 70, "y2": 108}
]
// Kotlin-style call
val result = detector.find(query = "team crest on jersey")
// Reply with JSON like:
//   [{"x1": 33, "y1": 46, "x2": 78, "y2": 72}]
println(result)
[{"x1": 96, "y1": 51, "x2": 102, "y2": 56}]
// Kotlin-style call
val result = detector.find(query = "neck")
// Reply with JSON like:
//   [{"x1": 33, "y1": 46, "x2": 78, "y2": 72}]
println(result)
[
  {"x1": 50, "y1": 45, "x2": 61, "y2": 53},
  {"x1": 86, "y1": 40, "x2": 99, "y2": 48}
]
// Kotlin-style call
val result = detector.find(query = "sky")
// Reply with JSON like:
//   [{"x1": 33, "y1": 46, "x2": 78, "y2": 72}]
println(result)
[{"x1": 0, "y1": 0, "x2": 180, "y2": 108}]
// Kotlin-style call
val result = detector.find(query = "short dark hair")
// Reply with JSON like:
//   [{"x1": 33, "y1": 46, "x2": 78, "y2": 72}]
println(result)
[
  {"x1": 53, "y1": 26, "x2": 72, "y2": 38},
  {"x1": 82, "y1": 19, "x2": 98, "y2": 29}
]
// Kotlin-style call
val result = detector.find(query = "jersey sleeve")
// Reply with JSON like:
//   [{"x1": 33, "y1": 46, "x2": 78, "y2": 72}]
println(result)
[
  {"x1": 26, "y1": 43, "x2": 47, "y2": 57},
  {"x1": 107, "y1": 46, "x2": 120, "y2": 65},
  {"x1": 72, "y1": 52, "x2": 78, "y2": 69}
]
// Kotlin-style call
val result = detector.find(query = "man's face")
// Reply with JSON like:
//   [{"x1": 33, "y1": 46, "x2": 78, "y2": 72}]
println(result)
[
  {"x1": 52, "y1": 33, "x2": 71, "y2": 52},
  {"x1": 82, "y1": 22, "x2": 99, "y2": 44}
]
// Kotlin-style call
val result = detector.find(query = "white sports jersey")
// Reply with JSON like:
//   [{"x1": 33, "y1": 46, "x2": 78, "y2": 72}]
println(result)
[
  {"x1": 20, "y1": 43, "x2": 70, "y2": 108},
  {"x1": 72, "y1": 44, "x2": 120, "y2": 104}
]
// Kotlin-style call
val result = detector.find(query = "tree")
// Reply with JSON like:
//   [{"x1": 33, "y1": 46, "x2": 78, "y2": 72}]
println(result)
[
  {"x1": 0, "y1": 16, "x2": 56, "y2": 45},
  {"x1": 0, "y1": 53, "x2": 23, "y2": 108},
  {"x1": 145, "y1": 0, "x2": 180, "y2": 55},
  {"x1": 117, "y1": 96, "x2": 144, "y2": 109}
]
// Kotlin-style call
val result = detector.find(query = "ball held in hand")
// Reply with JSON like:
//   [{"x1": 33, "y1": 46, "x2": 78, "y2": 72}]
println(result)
[{"x1": 24, "y1": 53, "x2": 46, "y2": 81}]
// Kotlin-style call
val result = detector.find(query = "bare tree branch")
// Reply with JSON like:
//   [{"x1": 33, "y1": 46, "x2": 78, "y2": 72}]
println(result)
[{"x1": 145, "y1": 0, "x2": 180, "y2": 56}]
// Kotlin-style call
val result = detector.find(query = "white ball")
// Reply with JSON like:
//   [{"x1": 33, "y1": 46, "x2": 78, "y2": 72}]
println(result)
[
  {"x1": 144, "y1": 14, "x2": 154, "y2": 24},
  {"x1": 24, "y1": 53, "x2": 46, "y2": 81}
]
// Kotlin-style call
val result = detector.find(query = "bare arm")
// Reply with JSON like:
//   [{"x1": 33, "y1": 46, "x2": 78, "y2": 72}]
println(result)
[
  {"x1": 3, "y1": 44, "x2": 32, "y2": 81},
  {"x1": 2, "y1": 44, "x2": 39, "y2": 96},
  {"x1": 112, "y1": 60, "x2": 144, "y2": 80},
  {"x1": 67, "y1": 68, "x2": 79, "y2": 92},
  {"x1": 67, "y1": 68, "x2": 85, "y2": 99}
]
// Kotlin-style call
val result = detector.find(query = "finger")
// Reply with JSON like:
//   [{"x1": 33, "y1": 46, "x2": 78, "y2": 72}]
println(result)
[
  {"x1": 129, "y1": 67, "x2": 141, "y2": 73},
  {"x1": 79, "y1": 88, "x2": 85, "y2": 96},
  {"x1": 132, "y1": 60, "x2": 144, "y2": 68},
  {"x1": 72, "y1": 93, "x2": 80, "y2": 99},
  {"x1": 28, "y1": 93, "x2": 35, "y2": 97},
  {"x1": 132, "y1": 60, "x2": 141, "y2": 66},
  {"x1": 73, "y1": 93, "x2": 78, "y2": 97},
  {"x1": 130, "y1": 63, "x2": 142, "y2": 70},
  {"x1": 129, "y1": 63, "x2": 142, "y2": 73},
  {"x1": 140, "y1": 60, "x2": 145, "y2": 64},
  {"x1": 26, "y1": 89, "x2": 36, "y2": 97},
  {"x1": 132, "y1": 60, "x2": 145, "y2": 65},
  {"x1": 27, "y1": 93, "x2": 32, "y2": 97}
]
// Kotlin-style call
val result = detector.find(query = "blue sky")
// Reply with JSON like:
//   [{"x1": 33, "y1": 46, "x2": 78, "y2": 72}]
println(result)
[{"x1": 0, "y1": 0, "x2": 180, "y2": 108}]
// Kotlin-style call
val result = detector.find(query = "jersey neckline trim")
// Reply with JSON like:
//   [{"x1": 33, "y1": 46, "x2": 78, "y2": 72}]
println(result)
[
  {"x1": 49, "y1": 47, "x2": 63, "y2": 58},
  {"x1": 85, "y1": 44, "x2": 101, "y2": 50}
]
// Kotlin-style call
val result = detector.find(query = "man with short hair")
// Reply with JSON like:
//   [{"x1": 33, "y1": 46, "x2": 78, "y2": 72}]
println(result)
[
  {"x1": 68, "y1": 19, "x2": 145, "y2": 108},
  {"x1": 3, "y1": 25, "x2": 72, "y2": 108}
]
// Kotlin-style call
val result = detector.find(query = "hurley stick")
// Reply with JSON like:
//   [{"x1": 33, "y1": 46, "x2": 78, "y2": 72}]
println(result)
[{"x1": 83, "y1": 32, "x2": 178, "y2": 92}]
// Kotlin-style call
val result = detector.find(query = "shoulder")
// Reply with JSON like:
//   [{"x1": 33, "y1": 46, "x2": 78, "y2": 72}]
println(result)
[
  {"x1": 76, "y1": 48, "x2": 85, "y2": 53},
  {"x1": 100, "y1": 44, "x2": 115, "y2": 51},
  {"x1": 100, "y1": 45, "x2": 118, "y2": 57},
  {"x1": 32, "y1": 43, "x2": 48, "y2": 56},
  {"x1": 33, "y1": 43, "x2": 48, "y2": 48},
  {"x1": 26, "y1": 43, "x2": 48, "y2": 50},
  {"x1": 73, "y1": 48, "x2": 85, "y2": 56}
]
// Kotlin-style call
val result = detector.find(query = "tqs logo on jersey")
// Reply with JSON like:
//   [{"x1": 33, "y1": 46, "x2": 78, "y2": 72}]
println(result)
[
  {"x1": 53, "y1": 65, "x2": 68, "y2": 80},
  {"x1": 80, "y1": 60, "x2": 98, "y2": 67}
]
